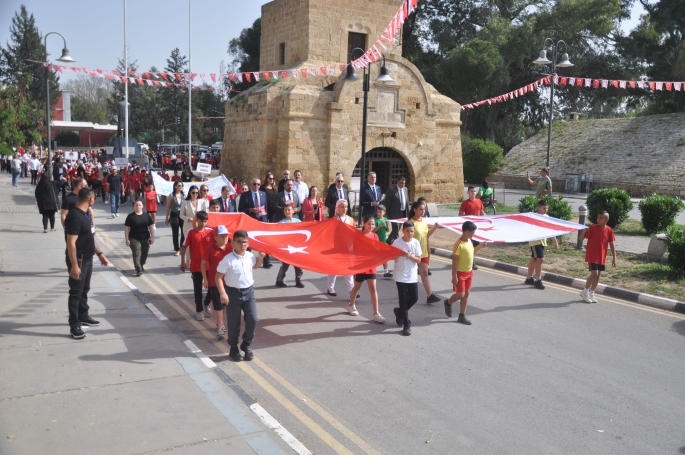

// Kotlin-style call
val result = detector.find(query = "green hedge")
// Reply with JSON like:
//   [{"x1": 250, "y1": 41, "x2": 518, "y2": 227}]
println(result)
[
  {"x1": 462, "y1": 138, "x2": 504, "y2": 183},
  {"x1": 0, "y1": 145, "x2": 13, "y2": 156},
  {"x1": 666, "y1": 225, "x2": 685, "y2": 277},
  {"x1": 518, "y1": 194, "x2": 573, "y2": 221},
  {"x1": 638, "y1": 194, "x2": 685, "y2": 236},
  {"x1": 586, "y1": 188, "x2": 633, "y2": 229}
]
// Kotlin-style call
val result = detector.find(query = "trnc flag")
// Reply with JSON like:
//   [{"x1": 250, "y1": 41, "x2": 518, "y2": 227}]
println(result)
[
  {"x1": 390, "y1": 213, "x2": 586, "y2": 244},
  {"x1": 206, "y1": 214, "x2": 403, "y2": 275}
]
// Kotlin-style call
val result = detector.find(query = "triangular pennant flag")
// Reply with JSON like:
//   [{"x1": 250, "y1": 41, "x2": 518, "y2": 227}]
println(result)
[
  {"x1": 160, "y1": 73, "x2": 168, "y2": 80},
  {"x1": 339, "y1": 65, "x2": 346, "y2": 72},
  {"x1": 137, "y1": 78, "x2": 144, "y2": 85},
  {"x1": 666, "y1": 82, "x2": 673, "y2": 91},
  {"x1": 329, "y1": 66, "x2": 336, "y2": 75},
  {"x1": 301, "y1": 68, "x2": 308, "y2": 78},
  {"x1": 619, "y1": 80, "x2": 626, "y2": 88},
  {"x1": 228, "y1": 73, "x2": 235, "y2": 82},
  {"x1": 153, "y1": 81, "x2": 161, "y2": 86},
  {"x1": 601, "y1": 79, "x2": 608, "y2": 88},
  {"x1": 310, "y1": 67, "x2": 317, "y2": 76},
  {"x1": 122, "y1": 76, "x2": 129, "y2": 83},
  {"x1": 637, "y1": 81, "x2": 644, "y2": 89},
  {"x1": 245, "y1": 72, "x2": 251, "y2": 82},
  {"x1": 592, "y1": 79, "x2": 600, "y2": 88},
  {"x1": 291, "y1": 69, "x2": 298, "y2": 78},
  {"x1": 320, "y1": 66, "x2": 327, "y2": 75},
  {"x1": 106, "y1": 74, "x2": 113, "y2": 81},
  {"x1": 146, "y1": 79, "x2": 154, "y2": 86},
  {"x1": 675, "y1": 82, "x2": 682, "y2": 91},
  {"x1": 281, "y1": 70, "x2": 287, "y2": 79},
  {"x1": 568, "y1": 77, "x2": 575, "y2": 86},
  {"x1": 144, "y1": 72, "x2": 150, "y2": 79},
  {"x1": 560, "y1": 77, "x2": 568, "y2": 85},
  {"x1": 167, "y1": 82, "x2": 174, "y2": 87},
  {"x1": 237, "y1": 73, "x2": 243, "y2": 83},
  {"x1": 656, "y1": 81, "x2": 663, "y2": 90},
  {"x1": 253, "y1": 72, "x2": 260, "y2": 82},
  {"x1": 585, "y1": 78, "x2": 592, "y2": 87},
  {"x1": 611, "y1": 80, "x2": 618, "y2": 88},
  {"x1": 263, "y1": 72, "x2": 270, "y2": 81},
  {"x1": 272, "y1": 71, "x2": 279, "y2": 80},
  {"x1": 190, "y1": 73, "x2": 197, "y2": 81},
  {"x1": 200, "y1": 74, "x2": 205, "y2": 83},
  {"x1": 210, "y1": 73, "x2": 216, "y2": 82},
  {"x1": 648, "y1": 81, "x2": 655, "y2": 90},
  {"x1": 175, "y1": 73, "x2": 182, "y2": 82},
  {"x1": 629, "y1": 81, "x2": 635, "y2": 88}
]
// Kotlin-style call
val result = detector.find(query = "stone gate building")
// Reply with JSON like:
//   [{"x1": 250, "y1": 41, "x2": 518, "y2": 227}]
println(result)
[{"x1": 220, "y1": 0, "x2": 464, "y2": 203}]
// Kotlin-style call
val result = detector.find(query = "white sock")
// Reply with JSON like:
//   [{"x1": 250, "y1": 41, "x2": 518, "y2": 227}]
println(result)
[{"x1": 384, "y1": 269, "x2": 389, "y2": 274}]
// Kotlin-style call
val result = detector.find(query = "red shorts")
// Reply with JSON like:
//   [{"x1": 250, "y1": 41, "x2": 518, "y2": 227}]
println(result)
[
  {"x1": 420, "y1": 257, "x2": 430, "y2": 265},
  {"x1": 453, "y1": 271, "x2": 473, "y2": 293}
]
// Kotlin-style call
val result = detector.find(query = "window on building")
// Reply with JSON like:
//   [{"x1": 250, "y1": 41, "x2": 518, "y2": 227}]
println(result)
[
  {"x1": 347, "y1": 32, "x2": 367, "y2": 60},
  {"x1": 279, "y1": 43, "x2": 286, "y2": 66}
]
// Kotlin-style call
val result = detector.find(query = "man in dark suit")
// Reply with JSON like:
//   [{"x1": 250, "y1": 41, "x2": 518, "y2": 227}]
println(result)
[
  {"x1": 360, "y1": 171, "x2": 382, "y2": 218},
  {"x1": 325, "y1": 172, "x2": 350, "y2": 218},
  {"x1": 382, "y1": 175, "x2": 410, "y2": 243},
  {"x1": 277, "y1": 169, "x2": 290, "y2": 193},
  {"x1": 239, "y1": 177, "x2": 273, "y2": 268},
  {"x1": 213, "y1": 185, "x2": 235, "y2": 213},
  {"x1": 274, "y1": 179, "x2": 301, "y2": 222}
]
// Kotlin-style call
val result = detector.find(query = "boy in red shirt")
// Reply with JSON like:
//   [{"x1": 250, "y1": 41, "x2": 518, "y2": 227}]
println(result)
[
  {"x1": 144, "y1": 183, "x2": 158, "y2": 230},
  {"x1": 579, "y1": 211, "x2": 616, "y2": 303},
  {"x1": 180, "y1": 211, "x2": 214, "y2": 320},
  {"x1": 459, "y1": 186, "x2": 485, "y2": 270},
  {"x1": 201, "y1": 225, "x2": 232, "y2": 340}
]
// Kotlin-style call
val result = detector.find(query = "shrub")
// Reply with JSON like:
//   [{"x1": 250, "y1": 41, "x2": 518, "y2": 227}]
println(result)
[
  {"x1": 462, "y1": 138, "x2": 505, "y2": 183},
  {"x1": 586, "y1": 188, "x2": 633, "y2": 229},
  {"x1": 54, "y1": 131, "x2": 80, "y2": 147},
  {"x1": 0, "y1": 144, "x2": 13, "y2": 156},
  {"x1": 638, "y1": 194, "x2": 685, "y2": 235},
  {"x1": 665, "y1": 225, "x2": 685, "y2": 277},
  {"x1": 517, "y1": 194, "x2": 573, "y2": 221}
]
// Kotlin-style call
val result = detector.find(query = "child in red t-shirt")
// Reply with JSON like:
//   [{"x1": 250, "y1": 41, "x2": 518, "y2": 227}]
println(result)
[
  {"x1": 180, "y1": 211, "x2": 215, "y2": 319},
  {"x1": 145, "y1": 183, "x2": 158, "y2": 229},
  {"x1": 348, "y1": 215, "x2": 386, "y2": 323},
  {"x1": 579, "y1": 211, "x2": 616, "y2": 303},
  {"x1": 201, "y1": 225, "x2": 233, "y2": 340}
]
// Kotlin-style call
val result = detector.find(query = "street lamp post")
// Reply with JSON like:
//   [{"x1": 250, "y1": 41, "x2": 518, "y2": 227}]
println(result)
[
  {"x1": 533, "y1": 39, "x2": 573, "y2": 177},
  {"x1": 343, "y1": 50, "x2": 394, "y2": 224},
  {"x1": 43, "y1": 32, "x2": 75, "y2": 181}
]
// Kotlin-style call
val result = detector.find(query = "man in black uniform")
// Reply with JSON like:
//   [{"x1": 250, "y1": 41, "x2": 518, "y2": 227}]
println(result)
[{"x1": 64, "y1": 188, "x2": 110, "y2": 339}]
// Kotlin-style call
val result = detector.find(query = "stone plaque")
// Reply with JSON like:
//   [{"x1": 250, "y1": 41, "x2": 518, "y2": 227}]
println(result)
[{"x1": 368, "y1": 88, "x2": 406, "y2": 128}]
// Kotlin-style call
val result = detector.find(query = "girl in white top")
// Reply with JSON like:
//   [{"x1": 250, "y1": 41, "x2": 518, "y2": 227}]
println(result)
[
  {"x1": 180, "y1": 185, "x2": 209, "y2": 262},
  {"x1": 392, "y1": 221, "x2": 422, "y2": 336},
  {"x1": 326, "y1": 199, "x2": 356, "y2": 297}
]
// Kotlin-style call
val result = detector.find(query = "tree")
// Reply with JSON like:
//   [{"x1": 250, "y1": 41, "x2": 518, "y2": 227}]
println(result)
[
  {"x1": 0, "y1": 77, "x2": 44, "y2": 150},
  {"x1": 161, "y1": 48, "x2": 190, "y2": 141},
  {"x1": 226, "y1": 18, "x2": 261, "y2": 96},
  {"x1": 62, "y1": 75, "x2": 112, "y2": 124},
  {"x1": 0, "y1": 5, "x2": 60, "y2": 108}
]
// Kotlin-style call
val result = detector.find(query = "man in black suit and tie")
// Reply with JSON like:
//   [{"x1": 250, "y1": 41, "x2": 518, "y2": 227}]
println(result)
[
  {"x1": 277, "y1": 169, "x2": 290, "y2": 193},
  {"x1": 239, "y1": 177, "x2": 273, "y2": 268},
  {"x1": 360, "y1": 171, "x2": 382, "y2": 218},
  {"x1": 325, "y1": 172, "x2": 350, "y2": 218},
  {"x1": 274, "y1": 179, "x2": 301, "y2": 222},
  {"x1": 213, "y1": 186, "x2": 235, "y2": 213},
  {"x1": 382, "y1": 175, "x2": 410, "y2": 243}
]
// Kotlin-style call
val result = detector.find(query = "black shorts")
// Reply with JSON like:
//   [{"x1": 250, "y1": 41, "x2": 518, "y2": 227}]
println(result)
[
  {"x1": 355, "y1": 273, "x2": 377, "y2": 282},
  {"x1": 209, "y1": 285, "x2": 227, "y2": 311},
  {"x1": 589, "y1": 263, "x2": 606, "y2": 272},
  {"x1": 530, "y1": 244, "x2": 545, "y2": 259}
]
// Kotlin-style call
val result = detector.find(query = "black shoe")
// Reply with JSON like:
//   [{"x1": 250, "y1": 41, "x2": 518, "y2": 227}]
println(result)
[
  {"x1": 80, "y1": 316, "x2": 101, "y2": 327},
  {"x1": 275, "y1": 281, "x2": 287, "y2": 288},
  {"x1": 457, "y1": 314, "x2": 472, "y2": 325},
  {"x1": 427, "y1": 269, "x2": 432, "y2": 276},
  {"x1": 228, "y1": 347, "x2": 243, "y2": 362},
  {"x1": 426, "y1": 293, "x2": 441, "y2": 304},
  {"x1": 393, "y1": 307, "x2": 403, "y2": 327},
  {"x1": 240, "y1": 342, "x2": 254, "y2": 361},
  {"x1": 327, "y1": 290, "x2": 337, "y2": 297},
  {"x1": 402, "y1": 322, "x2": 411, "y2": 336},
  {"x1": 141, "y1": 265, "x2": 145, "y2": 272},
  {"x1": 524, "y1": 277, "x2": 535, "y2": 285},
  {"x1": 384, "y1": 271, "x2": 393, "y2": 279},
  {"x1": 136, "y1": 270, "x2": 143, "y2": 277},
  {"x1": 70, "y1": 325, "x2": 86, "y2": 339},
  {"x1": 263, "y1": 263, "x2": 273, "y2": 269},
  {"x1": 473, "y1": 264, "x2": 479, "y2": 270},
  {"x1": 444, "y1": 299, "x2": 453, "y2": 318},
  {"x1": 295, "y1": 280, "x2": 305, "y2": 288},
  {"x1": 534, "y1": 279, "x2": 545, "y2": 290}
]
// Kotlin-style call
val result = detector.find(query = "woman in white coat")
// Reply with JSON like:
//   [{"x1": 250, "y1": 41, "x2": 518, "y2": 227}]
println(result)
[{"x1": 179, "y1": 185, "x2": 209, "y2": 262}]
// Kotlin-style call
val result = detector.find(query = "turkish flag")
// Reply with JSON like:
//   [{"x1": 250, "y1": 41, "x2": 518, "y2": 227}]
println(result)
[{"x1": 207, "y1": 213, "x2": 403, "y2": 275}]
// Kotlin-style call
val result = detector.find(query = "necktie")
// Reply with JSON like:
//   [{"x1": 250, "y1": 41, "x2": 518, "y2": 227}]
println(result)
[
  {"x1": 224, "y1": 199, "x2": 228, "y2": 212},
  {"x1": 338, "y1": 189, "x2": 343, "y2": 200},
  {"x1": 399, "y1": 188, "x2": 405, "y2": 210},
  {"x1": 254, "y1": 191, "x2": 259, "y2": 207},
  {"x1": 287, "y1": 193, "x2": 291, "y2": 201}
]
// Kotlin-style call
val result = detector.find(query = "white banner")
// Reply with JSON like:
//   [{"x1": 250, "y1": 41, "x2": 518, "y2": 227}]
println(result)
[
  {"x1": 390, "y1": 213, "x2": 586, "y2": 244},
  {"x1": 151, "y1": 171, "x2": 235, "y2": 199},
  {"x1": 196, "y1": 163, "x2": 212, "y2": 174},
  {"x1": 64, "y1": 151, "x2": 78, "y2": 161}
]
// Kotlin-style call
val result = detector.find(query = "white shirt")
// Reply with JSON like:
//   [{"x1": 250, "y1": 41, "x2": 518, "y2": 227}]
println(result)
[
  {"x1": 28, "y1": 158, "x2": 42, "y2": 171},
  {"x1": 398, "y1": 186, "x2": 406, "y2": 210},
  {"x1": 336, "y1": 186, "x2": 345, "y2": 200},
  {"x1": 200, "y1": 151, "x2": 206, "y2": 159},
  {"x1": 392, "y1": 237, "x2": 422, "y2": 283},
  {"x1": 216, "y1": 251, "x2": 256, "y2": 289},
  {"x1": 293, "y1": 180, "x2": 308, "y2": 202}
]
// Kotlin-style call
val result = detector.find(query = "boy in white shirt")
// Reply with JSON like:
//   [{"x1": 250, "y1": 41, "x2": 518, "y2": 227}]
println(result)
[{"x1": 392, "y1": 221, "x2": 422, "y2": 336}]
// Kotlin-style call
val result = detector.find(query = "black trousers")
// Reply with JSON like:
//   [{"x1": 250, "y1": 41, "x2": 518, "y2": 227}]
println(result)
[
  {"x1": 191, "y1": 271, "x2": 212, "y2": 312},
  {"x1": 396, "y1": 282, "x2": 418, "y2": 325},
  {"x1": 30, "y1": 169, "x2": 38, "y2": 185},
  {"x1": 66, "y1": 255, "x2": 93, "y2": 326},
  {"x1": 226, "y1": 286, "x2": 258, "y2": 348},
  {"x1": 169, "y1": 211, "x2": 184, "y2": 252},
  {"x1": 42, "y1": 210, "x2": 56, "y2": 230}
]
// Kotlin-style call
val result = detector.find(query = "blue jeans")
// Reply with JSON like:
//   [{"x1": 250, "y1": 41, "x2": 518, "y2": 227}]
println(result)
[
  {"x1": 11, "y1": 168, "x2": 19, "y2": 186},
  {"x1": 109, "y1": 193, "x2": 120, "y2": 214}
]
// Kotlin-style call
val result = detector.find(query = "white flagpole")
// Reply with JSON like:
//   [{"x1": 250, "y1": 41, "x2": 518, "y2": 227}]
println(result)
[
  {"x1": 124, "y1": 0, "x2": 129, "y2": 161},
  {"x1": 188, "y1": 0, "x2": 192, "y2": 166}
]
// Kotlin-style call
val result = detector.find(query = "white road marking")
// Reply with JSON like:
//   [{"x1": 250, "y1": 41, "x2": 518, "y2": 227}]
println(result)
[{"x1": 250, "y1": 403, "x2": 312, "y2": 455}]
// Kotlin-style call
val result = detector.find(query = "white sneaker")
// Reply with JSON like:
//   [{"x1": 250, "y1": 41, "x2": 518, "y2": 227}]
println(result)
[
  {"x1": 348, "y1": 305, "x2": 359, "y2": 316},
  {"x1": 216, "y1": 326, "x2": 225, "y2": 340},
  {"x1": 196, "y1": 311, "x2": 204, "y2": 321},
  {"x1": 115, "y1": 213, "x2": 119, "y2": 217},
  {"x1": 580, "y1": 289, "x2": 593, "y2": 303},
  {"x1": 111, "y1": 214, "x2": 115, "y2": 218},
  {"x1": 590, "y1": 291, "x2": 598, "y2": 303},
  {"x1": 373, "y1": 313, "x2": 386, "y2": 323}
]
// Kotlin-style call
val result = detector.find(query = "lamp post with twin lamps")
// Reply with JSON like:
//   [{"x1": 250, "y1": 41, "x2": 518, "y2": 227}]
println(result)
[
  {"x1": 533, "y1": 39, "x2": 573, "y2": 177},
  {"x1": 343, "y1": 48, "x2": 395, "y2": 224},
  {"x1": 43, "y1": 32, "x2": 75, "y2": 181}
]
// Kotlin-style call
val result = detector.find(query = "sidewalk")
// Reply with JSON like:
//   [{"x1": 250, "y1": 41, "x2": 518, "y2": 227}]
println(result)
[{"x1": 0, "y1": 174, "x2": 297, "y2": 454}]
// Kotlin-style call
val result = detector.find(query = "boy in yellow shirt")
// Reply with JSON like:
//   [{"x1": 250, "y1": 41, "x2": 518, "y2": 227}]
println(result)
[
  {"x1": 525, "y1": 199, "x2": 559, "y2": 290},
  {"x1": 444, "y1": 221, "x2": 486, "y2": 325}
]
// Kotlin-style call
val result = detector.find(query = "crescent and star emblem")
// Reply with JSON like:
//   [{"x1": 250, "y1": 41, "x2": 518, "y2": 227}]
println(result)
[{"x1": 247, "y1": 230, "x2": 312, "y2": 254}]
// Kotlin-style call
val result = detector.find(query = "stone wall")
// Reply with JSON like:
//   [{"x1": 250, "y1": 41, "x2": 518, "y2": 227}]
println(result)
[
  {"x1": 260, "y1": 0, "x2": 403, "y2": 70},
  {"x1": 490, "y1": 113, "x2": 685, "y2": 197}
]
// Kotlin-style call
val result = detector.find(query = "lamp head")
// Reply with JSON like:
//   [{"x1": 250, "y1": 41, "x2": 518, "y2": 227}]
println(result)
[
  {"x1": 533, "y1": 49, "x2": 551, "y2": 65},
  {"x1": 375, "y1": 64, "x2": 394, "y2": 82},
  {"x1": 343, "y1": 64, "x2": 359, "y2": 82},
  {"x1": 57, "y1": 47, "x2": 75, "y2": 63},
  {"x1": 556, "y1": 53, "x2": 574, "y2": 67}
]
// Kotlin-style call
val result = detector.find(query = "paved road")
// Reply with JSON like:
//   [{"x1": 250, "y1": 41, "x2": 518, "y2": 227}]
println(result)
[{"x1": 3, "y1": 173, "x2": 684, "y2": 454}]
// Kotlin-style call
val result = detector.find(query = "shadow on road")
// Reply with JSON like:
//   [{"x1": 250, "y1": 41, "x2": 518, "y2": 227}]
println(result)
[{"x1": 672, "y1": 320, "x2": 685, "y2": 337}]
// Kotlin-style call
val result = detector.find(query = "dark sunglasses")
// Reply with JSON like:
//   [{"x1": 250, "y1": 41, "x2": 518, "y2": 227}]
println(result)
[
  {"x1": 267, "y1": 177, "x2": 274, "y2": 180},
  {"x1": 190, "y1": 191, "x2": 199, "y2": 195},
  {"x1": 336, "y1": 180, "x2": 343, "y2": 183},
  {"x1": 252, "y1": 183, "x2": 261, "y2": 186},
  {"x1": 200, "y1": 189, "x2": 208, "y2": 192}
]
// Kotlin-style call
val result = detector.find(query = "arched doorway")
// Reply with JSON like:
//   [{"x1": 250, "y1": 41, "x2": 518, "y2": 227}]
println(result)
[{"x1": 353, "y1": 147, "x2": 410, "y2": 194}]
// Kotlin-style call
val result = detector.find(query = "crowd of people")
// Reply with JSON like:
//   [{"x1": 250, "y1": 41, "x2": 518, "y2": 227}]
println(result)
[{"x1": 42, "y1": 161, "x2": 616, "y2": 360}]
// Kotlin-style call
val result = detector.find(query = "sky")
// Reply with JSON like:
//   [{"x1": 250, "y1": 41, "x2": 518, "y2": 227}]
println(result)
[
  {"x1": 0, "y1": 0, "x2": 648, "y2": 88},
  {"x1": 0, "y1": 0, "x2": 271, "y2": 84}
]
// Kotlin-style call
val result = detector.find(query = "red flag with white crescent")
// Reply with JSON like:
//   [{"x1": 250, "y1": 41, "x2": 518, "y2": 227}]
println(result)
[{"x1": 206, "y1": 214, "x2": 403, "y2": 275}]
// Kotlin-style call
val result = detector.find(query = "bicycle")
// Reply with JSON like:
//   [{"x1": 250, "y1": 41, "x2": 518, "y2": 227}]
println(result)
[{"x1": 481, "y1": 195, "x2": 497, "y2": 215}]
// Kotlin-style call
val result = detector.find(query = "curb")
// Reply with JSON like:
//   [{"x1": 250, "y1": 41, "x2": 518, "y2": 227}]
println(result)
[{"x1": 431, "y1": 247, "x2": 685, "y2": 315}]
